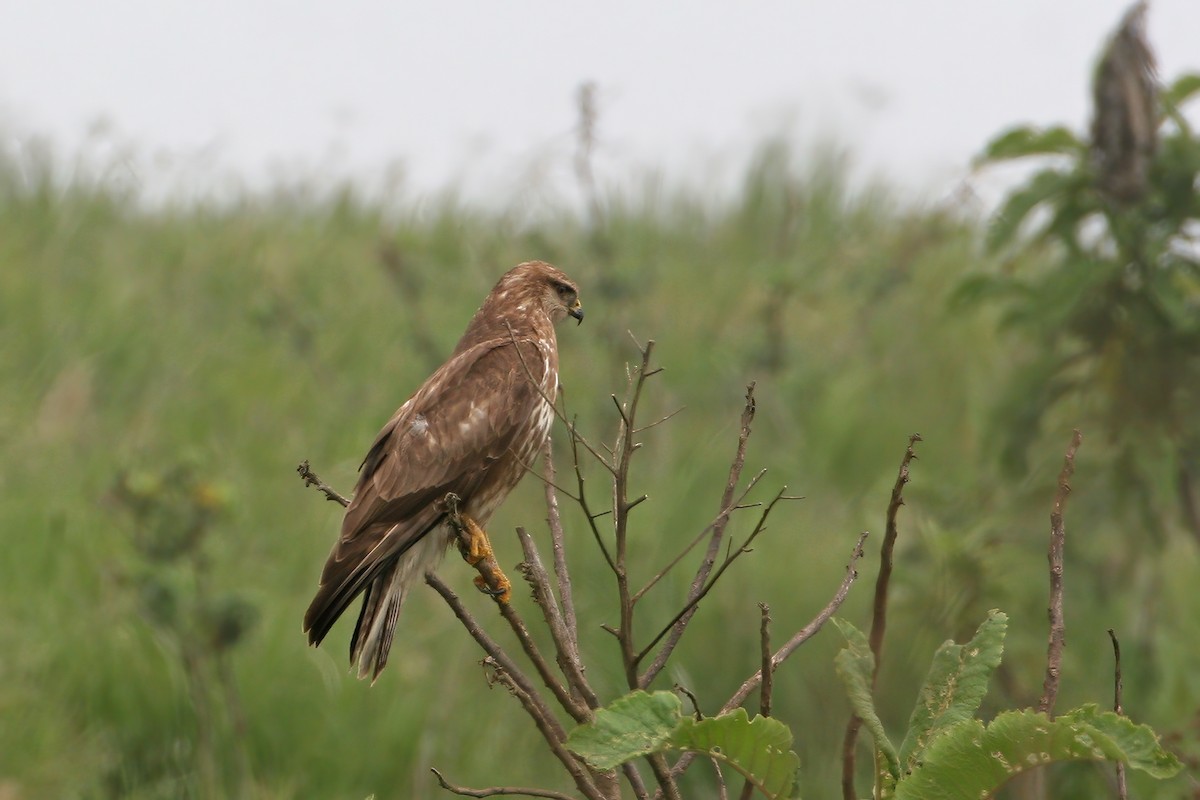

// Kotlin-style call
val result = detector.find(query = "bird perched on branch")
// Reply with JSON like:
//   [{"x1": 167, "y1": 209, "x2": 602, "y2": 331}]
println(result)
[{"x1": 303, "y1": 261, "x2": 583, "y2": 680}]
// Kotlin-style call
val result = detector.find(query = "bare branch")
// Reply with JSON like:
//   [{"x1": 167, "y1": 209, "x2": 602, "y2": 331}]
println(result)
[
  {"x1": 633, "y1": 406, "x2": 685, "y2": 435},
  {"x1": 719, "y1": 531, "x2": 868, "y2": 714},
  {"x1": 441, "y1": 503, "x2": 589, "y2": 722},
  {"x1": 431, "y1": 768, "x2": 578, "y2": 800},
  {"x1": 621, "y1": 763, "x2": 650, "y2": 800},
  {"x1": 675, "y1": 684, "x2": 703, "y2": 720},
  {"x1": 632, "y1": 469, "x2": 768, "y2": 605},
  {"x1": 1038, "y1": 429, "x2": 1082, "y2": 717},
  {"x1": 638, "y1": 485, "x2": 797, "y2": 686},
  {"x1": 637, "y1": 385, "x2": 757, "y2": 686},
  {"x1": 612, "y1": 341, "x2": 659, "y2": 690},
  {"x1": 517, "y1": 527, "x2": 598, "y2": 713},
  {"x1": 758, "y1": 604, "x2": 773, "y2": 718},
  {"x1": 543, "y1": 442, "x2": 581, "y2": 655},
  {"x1": 667, "y1": 531, "x2": 868, "y2": 783},
  {"x1": 297, "y1": 460, "x2": 350, "y2": 507},
  {"x1": 569, "y1": 421, "x2": 617, "y2": 574},
  {"x1": 426, "y1": 577, "x2": 604, "y2": 800},
  {"x1": 1108, "y1": 628, "x2": 1128, "y2": 800},
  {"x1": 843, "y1": 433, "x2": 921, "y2": 800},
  {"x1": 646, "y1": 753, "x2": 683, "y2": 800}
]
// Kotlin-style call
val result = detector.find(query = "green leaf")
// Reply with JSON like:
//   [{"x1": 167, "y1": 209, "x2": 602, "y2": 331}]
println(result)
[
  {"x1": 565, "y1": 690, "x2": 682, "y2": 770},
  {"x1": 985, "y1": 167, "x2": 1088, "y2": 253},
  {"x1": 893, "y1": 707, "x2": 1183, "y2": 799},
  {"x1": 1061, "y1": 705, "x2": 1184, "y2": 778},
  {"x1": 1163, "y1": 73, "x2": 1200, "y2": 110},
  {"x1": 899, "y1": 610, "x2": 1007, "y2": 767},
  {"x1": 832, "y1": 618, "x2": 900, "y2": 779},
  {"x1": 976, "y1": 125, "x2": 1086, "y2": 165},
  {"x1": 672, "y1": 709, "x2": 801, "y2": 799}
]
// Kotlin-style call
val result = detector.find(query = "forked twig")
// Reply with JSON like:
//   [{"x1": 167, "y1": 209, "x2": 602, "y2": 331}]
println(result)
[
  {"x1": 638, "y1": 384, "x2": 758, "y2": 687},
  {"x1": 669, "y1": 531, "x2": 869, "y2": 782},
  {"x1": 426, "y1": 577, "x2": 604, "y2": 800},
  {"x1": 637, "y1": 487, "x2": 799, "y2": 683}
]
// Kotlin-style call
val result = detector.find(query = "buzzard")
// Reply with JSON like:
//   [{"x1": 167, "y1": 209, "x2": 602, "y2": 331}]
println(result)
[{"x1": 304, "y1": 261, "x2": 583, "y2": 680}]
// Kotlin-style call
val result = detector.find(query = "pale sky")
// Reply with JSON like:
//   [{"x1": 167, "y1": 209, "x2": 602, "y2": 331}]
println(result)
[{"x1": 1, "y1": 1, "x2": 1196, "y2": 209}]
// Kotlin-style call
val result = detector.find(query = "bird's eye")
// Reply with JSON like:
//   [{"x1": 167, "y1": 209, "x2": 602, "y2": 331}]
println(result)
[{"x1": 555, "y1": 283, "x2": 571, "y2": 297}]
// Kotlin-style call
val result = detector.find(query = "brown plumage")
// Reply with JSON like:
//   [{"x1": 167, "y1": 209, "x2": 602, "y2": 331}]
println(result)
[{"x1": 303, "y1": 261, "x2": 583, "y2": 680}]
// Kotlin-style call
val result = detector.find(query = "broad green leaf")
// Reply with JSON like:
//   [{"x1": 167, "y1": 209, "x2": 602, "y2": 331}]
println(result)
[
  {"x1": 1060, "y1": 705, "x2": 1184, "y2": 778},
  {"x1": 832, "y1": 618, "x2": 900, "y2": 779},
  {"x1": 893, "y1": 707, "x2": 1183, "y2": 800},
  {"x1": 565, "y1": 690, "x2": 681, "y2": 770},
  {"x1": 899, "y1": 610, "x2": 1007, "y2": 767},
  {"x1": 672, "y1": 709, "x2": 800, "y2": 799},
  {"x1": 1163, "y1": 73, "x2": 1200, "y2": 110},
  {"x1": 976, "y1": 125, "x2": 1086, "y2": 165}
]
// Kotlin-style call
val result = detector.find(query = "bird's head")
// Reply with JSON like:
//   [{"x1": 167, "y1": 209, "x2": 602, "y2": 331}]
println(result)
[{"x1": 507, "y1": 261, "x2": 584, "y2": 326}]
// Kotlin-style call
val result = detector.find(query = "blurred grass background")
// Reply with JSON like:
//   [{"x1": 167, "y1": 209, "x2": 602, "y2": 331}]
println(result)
[{"x1": 1, "y1": 131, "x2": 1197, "y2": 800}]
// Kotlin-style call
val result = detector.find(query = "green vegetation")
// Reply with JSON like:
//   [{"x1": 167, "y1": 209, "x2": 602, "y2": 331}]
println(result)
[
  {"x1": 563, "y1": 612, "x2": 1180, "y2": 799},
  {"x1": 3, "y1": 35, "x2": 1200, "y2": 795}
]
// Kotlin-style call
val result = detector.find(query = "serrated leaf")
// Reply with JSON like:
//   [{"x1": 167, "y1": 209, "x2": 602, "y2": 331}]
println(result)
[
  {"x1": 893, "y1": 707, "x2": 1183, "y2": 799},
  {"x1": 1164, "y1": 73, "x2": 1200, "y2": 110},
  {"x1": 832, "y1": 618, "x2": 900, "y2": 779},
  {"x1": 672, "y1": 709, "x2": 800, "y2": 799},
  {"x1": 899, "y1": 610, "x2": 1007, "y2": 767},
  {"x1": 976, "y1": 125, "x2": 1086, "y2": 165},
  {"x1": 565, "y1": 690, "x2": 682, "y2": 770}
]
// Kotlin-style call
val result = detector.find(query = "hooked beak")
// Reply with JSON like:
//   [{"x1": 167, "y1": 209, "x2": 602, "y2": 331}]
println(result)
[{"x1": 568, "y1": 301, "x2": 584, "y2": 325}]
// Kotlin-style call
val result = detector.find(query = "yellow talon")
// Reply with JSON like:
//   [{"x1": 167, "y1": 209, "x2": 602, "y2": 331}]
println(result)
[{"x1": 445, "y1": 494, "x2": 511, "y2": 604}]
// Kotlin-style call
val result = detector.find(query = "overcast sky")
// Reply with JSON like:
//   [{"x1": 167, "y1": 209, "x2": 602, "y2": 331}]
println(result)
[{"x1": 1, "y1": 1, "x2": 1197, "y2": 209}]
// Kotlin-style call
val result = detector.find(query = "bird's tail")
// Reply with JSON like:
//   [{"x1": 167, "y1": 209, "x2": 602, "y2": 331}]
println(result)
[
  {"x1": 347, "y1": 530, "x2": 450, "y2": 681},
  {"x1": 350, "y1": 560, "x2": 407, "y2": 682}
]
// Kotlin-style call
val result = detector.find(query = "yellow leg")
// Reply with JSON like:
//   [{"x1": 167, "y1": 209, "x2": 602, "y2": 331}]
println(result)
[{"x1": 444, "y1": 494, "x2": 511, "y2": 604}]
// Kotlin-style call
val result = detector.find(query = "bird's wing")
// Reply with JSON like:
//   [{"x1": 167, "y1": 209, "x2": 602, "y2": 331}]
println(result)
[{"x1": 303, "y1": 336, "x2": 551, "y2": 640}]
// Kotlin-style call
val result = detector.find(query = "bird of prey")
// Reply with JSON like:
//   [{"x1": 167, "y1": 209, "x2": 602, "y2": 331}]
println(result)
[{"x1": 303, "y1": 261, "x2": 583, "y2": 681}]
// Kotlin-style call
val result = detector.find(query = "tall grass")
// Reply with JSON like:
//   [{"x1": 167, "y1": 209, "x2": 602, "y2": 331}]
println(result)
[{"x1": 1, "y1": 139, "x2": 1195, "y2": 799}]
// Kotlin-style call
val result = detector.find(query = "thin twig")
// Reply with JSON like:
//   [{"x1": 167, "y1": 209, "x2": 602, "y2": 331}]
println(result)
[
  {"x1": 297, "y1": 460, "x2": 350, "y2": 506},
  {"x1": 1108, "y1": 628, "x2": 1128, "y2": 800},
  {"x1": 675, "y1": 684, "x2": 703, "y2": 720},
  {"x1": 737, "y1": 604, "x2": 774, "y2": 800},
  {"x1": 843, "y1": 433, "x2": 921, "y2": 800},
  {"x1": 719, "y1": 531, "x2": 868, "y2": 713},
  {"x1": 442, "y1": 502, "x2": 588, "y2": 723},
  {"x1": 667, "y1": 531, "x2": 869, "y2": 785},
  {"x1": 1038, "y1": 429, "x2": 1082, "y2": 717},
  {"x1": 431, "y1": 768, "x2": 577, "y2": 800},
  {"x1": 506, "y1": 320, "x2": 616, "y2": 476},
  {"x1": 543, "y1": 442, "x2": 581, "y2": 656},
  {"x1": 638, "y1": 385, "x2": 757, "y2": 687},
  {"x1": 517, "y1": 527, "x2": 598, "y2": 713},
  {"x1": 613, "y1": 341, "x2": 658, "y2": 690},
  {"x1": 569, "y1": 422, "x2": 618, "y2": 574},
  {"x1": 631, "y1": 469, "x2": 768, "y2": 605},
  {"x1": 758, "y1": 604, "x2": 773, "y2": 718},
  {"x1": 426, "y1": 576, "x2": 604, "y2": 800},
  {"x1": 638, "y1": 487, "x2": 797, "y2": 684}
]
